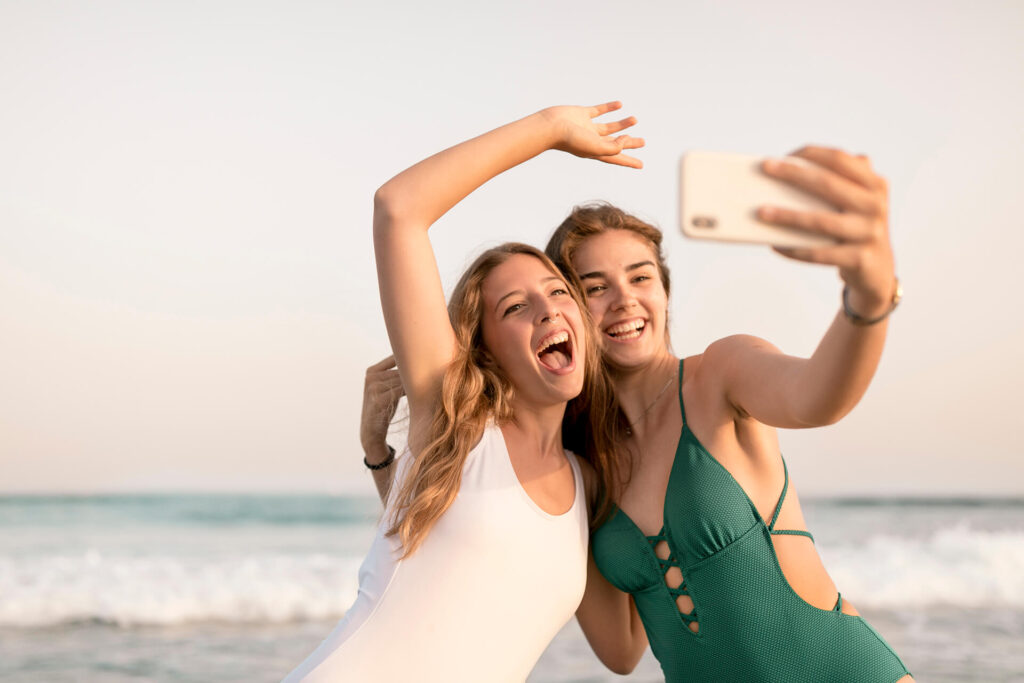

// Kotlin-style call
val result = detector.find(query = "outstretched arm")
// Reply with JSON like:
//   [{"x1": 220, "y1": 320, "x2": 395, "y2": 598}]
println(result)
[
  {"x1": 360, "y1": 355, "x2": 403, "y2": 503},
  {"x1": 704, "y1": 147, "x2": 898, "y2": 428},
  {"x1": 372, "y1": 103, "x2": 643, "y2": 444}
]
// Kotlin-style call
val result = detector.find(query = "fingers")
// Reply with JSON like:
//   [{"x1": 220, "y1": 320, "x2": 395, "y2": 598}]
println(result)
[
  {"x1": 365, "y1": 354, "x2": 405, "y2": 399},
  {"x1": 370, "y1": 370, "x2": 405, "y2": 395},
  {"x1": 617, "y1": 134, "x2": 645, "y2": 150},
  {"x1": 589, "y1": 101, "x2": 623, "y2": 117},
  {"x1": 757, "y1": 206, "x2": 866, "y2": 243},
  {"x1": 590, "y1": 135, "x2": 645, "y2": 169},
  {"x1": 599, "y1": 153, "x2": 644, "y2": 169},
  {"x1": 789, "y1": 146, "x2": 886, "y2": 192},
  {"x1": 597, "y1": 115, "x2": 638, "y2": 136},
  {"x1": 762, "y1": 156, "x2": 884, "y2": 216},
  {"x1": 367, "y1": 354, "x2": 396, "y2": 372},
  {"x1": 772, "y1": 244, "x2": 862, "y2": 270}
]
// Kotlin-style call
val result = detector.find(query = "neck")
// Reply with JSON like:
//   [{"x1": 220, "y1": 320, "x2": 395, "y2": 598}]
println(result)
[
  {"x1": 612, "y1": 352, "x2": 678, "y2": 428},
  {"x1": 505, "y1": 398, "x2": 566, "y2": 460}
]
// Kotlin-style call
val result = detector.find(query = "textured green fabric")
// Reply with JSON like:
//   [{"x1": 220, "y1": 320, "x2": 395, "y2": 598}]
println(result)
[{"x1": 591, "y1": 359, "x2": 910, "y2": 682}]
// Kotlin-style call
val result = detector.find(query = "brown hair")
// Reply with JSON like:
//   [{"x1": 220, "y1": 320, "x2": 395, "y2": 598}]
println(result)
[
  {"x1": 545, "y1": 201, "x2": 671, "y2": 297},
  {"x1": 386, "y1": 243, "x2": 625, "y2": 556}
]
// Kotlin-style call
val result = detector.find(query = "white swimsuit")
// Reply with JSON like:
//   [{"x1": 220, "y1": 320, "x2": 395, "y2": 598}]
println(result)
[{"x1": 283, "y1": 422, "x2": 589, "y2": 682}]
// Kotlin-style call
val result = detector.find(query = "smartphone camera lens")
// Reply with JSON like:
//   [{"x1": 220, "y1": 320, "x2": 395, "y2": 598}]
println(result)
[{"x1": 692, "y1": 216, "x2": 717, "y2": 229}]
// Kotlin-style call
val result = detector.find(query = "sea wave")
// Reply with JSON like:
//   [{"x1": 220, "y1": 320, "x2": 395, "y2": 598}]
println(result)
[
  {"x1": 0, "y1": 552, "x2": 362, "y2": 627},
  {"x1": 822, "y1": 524, "x2": 1024, "y2": 609},
  {"x1": 0, "y1": 495, "x2": 380, "y2": 527},
  {"x1": 1, "y1": 524, "x2": 1022, "y2": 628}
]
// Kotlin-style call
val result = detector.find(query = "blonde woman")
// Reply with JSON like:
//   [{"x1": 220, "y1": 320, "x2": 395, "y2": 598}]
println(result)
[{"x1": 283, "y1": 102, "x2": 642, "y2": 682}]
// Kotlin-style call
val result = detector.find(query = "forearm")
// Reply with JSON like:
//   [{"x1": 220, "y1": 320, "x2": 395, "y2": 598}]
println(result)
[
  {"x1": 792, "y1": 299, "x2": 890, "y2": 425},
  {"x1": 575, "y1": 552, "x2": 648, "y2": 674},
  {"x1": 373, "y1": 110, "x2": 560, "y2": 233}
]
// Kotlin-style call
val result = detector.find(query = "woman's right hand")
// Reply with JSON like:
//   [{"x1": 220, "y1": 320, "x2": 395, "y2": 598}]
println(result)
[
  {"x1": 360, "y1": 355, "x2": 404, "y2": 454},
  {"x1": 543, "y1": 102, "x2": 645, "y2": 168}
]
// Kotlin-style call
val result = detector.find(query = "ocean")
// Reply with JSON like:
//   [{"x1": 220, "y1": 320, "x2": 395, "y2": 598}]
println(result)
[{"x1": 1, "y1": 495, "x2": 1022, "y2": 682}]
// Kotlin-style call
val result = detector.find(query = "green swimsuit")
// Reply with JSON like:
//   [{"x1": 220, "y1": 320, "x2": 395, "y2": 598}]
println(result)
[{"x1": 592, "y1": 359, "x2": 910, "y2": 682}]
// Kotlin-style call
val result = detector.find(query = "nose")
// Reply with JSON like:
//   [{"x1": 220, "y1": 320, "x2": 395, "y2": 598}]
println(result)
[
  {"x1": 539, "y1": 306, "x2": 561, "y2": 324},
  {"x1": 610, "y1": 283, "x2": 638, "y2": 312}
]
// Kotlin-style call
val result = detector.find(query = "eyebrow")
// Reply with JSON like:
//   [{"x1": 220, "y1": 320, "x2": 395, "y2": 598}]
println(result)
[
  {"x1": 578, "y1": 260, "x2": 657, "y2": 281},
  {"x1": 494, "y1": 276, "x2": 563, "y2": 312}
]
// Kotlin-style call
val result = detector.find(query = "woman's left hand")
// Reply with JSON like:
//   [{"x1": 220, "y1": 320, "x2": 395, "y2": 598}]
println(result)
[{"x1": 757, "y1": 146, "x2": 896, "y2": 316}]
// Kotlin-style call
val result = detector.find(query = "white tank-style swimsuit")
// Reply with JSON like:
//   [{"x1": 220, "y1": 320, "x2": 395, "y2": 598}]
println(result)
[{"x1": 283, "y1": 421, "x2": 589, "y2": 683}]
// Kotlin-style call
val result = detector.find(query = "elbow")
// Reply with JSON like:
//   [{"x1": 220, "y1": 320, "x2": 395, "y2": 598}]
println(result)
[
  {"x1": 607, "y1": 660, "x2": 639, "y2": 676},
  {"x1": 599, "y1": 654, "x2": 638, "y2": 676},
  {"x1": 372, "y1": 185, "x2": 398, "y2": 235},
  {"x1": 597, "y1": 642, "x2": 644, "y2": 675},
  {"x1": 791, "y1": 401, "x2": 851, "y2": 429}
]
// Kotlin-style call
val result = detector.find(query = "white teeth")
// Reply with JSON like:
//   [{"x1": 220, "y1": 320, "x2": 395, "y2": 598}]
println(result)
[
  {"x1": 606, "y1": 320, "x2": 645, "y2": 337},
  {"x1": 537, "y1": 331, "x2": 569, "y2": 354}
]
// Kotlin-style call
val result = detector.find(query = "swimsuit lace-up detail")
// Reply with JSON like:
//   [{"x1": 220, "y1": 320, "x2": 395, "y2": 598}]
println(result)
[{"x1": 646, "y1": 527, "x2": 699, "y2": 632}]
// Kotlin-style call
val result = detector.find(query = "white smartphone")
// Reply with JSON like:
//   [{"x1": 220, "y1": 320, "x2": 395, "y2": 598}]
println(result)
[{"x1": 679, "y1": 151, "x2": 838, "y2": 248}]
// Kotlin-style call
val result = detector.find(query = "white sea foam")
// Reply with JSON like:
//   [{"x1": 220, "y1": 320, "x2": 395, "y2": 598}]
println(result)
[
  {"x1": 2, "y1": 523, "x2": 1021, "y2": 628},
  {"x1": 0, "y1": 552, "x2": 362, "y2": 627},
  {"x1": 821, "y1": 523, "x2": 1024, "y2": 609}
]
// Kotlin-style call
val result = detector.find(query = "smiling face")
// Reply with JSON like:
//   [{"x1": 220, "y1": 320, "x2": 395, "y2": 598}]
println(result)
[
  {"x1": 478, "y1": 253, "x2": 586, "y2": 407},
  {"x1": 571, "y1": 229, "x2": 670, "y2": 371}
]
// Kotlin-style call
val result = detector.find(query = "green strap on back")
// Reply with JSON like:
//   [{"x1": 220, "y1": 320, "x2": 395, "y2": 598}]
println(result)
[{"x1": 768, "y1": 458, "x2": 815, "y2": 543}]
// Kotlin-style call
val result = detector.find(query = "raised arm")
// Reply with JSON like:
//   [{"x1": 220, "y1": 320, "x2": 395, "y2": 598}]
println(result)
[
  {"x1": 372, "y1": 103, "x2": 643, "y2": 439},
  {"x1": 704, "y1": 147, "x2": 898, "y2": 428}
]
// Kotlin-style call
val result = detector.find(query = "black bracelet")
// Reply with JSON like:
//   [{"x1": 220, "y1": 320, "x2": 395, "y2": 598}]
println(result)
[
  {"x1": 364, "y1": 444, "x2": 396, "y2": 471},
  {"x1": 842, "y1": 278, "x2": 902, "y2": 326}
]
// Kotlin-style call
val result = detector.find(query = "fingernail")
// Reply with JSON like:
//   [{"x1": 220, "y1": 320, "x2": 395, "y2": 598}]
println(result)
[
  {"x1": 763, "y1": 159, "x2": 781, "y2": 172},
  {"x1": 758, "y1": 206, "x2": 776, "y2": 220}
]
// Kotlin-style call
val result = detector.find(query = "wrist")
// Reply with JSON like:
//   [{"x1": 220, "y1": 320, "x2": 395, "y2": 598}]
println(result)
[
  {"x1": 364, "y1": 444, "x2": 396, "y2": 471},
  {"x1": 534, "y1": 107, "x2": 570, "y2": 149},
  {"x1": 362, "y1": 440, "x2": 392, "y2": 465},
  {"x1": 842, "y1": 277, "x2": 902, "y2": 326}
]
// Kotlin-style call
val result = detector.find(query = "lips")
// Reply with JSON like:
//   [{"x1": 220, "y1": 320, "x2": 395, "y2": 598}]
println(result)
[
  {"x1": 604, "y1": 318, "x2": 646, "y2": 341},
  {"x1": 536, "y1": 329, "x2": 575, "y2": 374}
]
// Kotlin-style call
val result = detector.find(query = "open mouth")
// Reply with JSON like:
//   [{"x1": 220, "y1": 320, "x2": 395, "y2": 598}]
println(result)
[
  {"x1": 604, "y1": 319, "x2": 646, "y2": 341},
  {"x1": 536, "y1": 330, "x2": 575, "y2": 373}
]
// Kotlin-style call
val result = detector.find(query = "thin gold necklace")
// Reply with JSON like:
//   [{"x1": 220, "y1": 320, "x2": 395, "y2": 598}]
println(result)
[{"x1": 624, "y1": 366, "x2": 677, "y2": 436}]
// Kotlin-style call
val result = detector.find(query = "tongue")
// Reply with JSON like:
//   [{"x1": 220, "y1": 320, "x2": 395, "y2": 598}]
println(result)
[{"x1": 539, "y1": 348, "x2": 570, "y2": 370}]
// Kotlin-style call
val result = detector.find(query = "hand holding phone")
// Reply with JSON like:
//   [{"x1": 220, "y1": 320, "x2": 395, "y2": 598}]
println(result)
[{"x1": 679, "y1": 151, "x2": 839, "y2": 248}]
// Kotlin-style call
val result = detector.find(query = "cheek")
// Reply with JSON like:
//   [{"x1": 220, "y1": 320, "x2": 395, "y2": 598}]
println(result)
[
  {"x1": 483, "y1": 320, "x2": 530, "y2": 371},
  {"x1": 585, "y1": 297, "x2": 607, "y2": 325}
]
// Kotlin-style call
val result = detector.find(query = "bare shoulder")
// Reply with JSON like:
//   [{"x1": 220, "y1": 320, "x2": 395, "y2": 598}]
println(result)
[{"x1": 700, "y1": 334, "x2": 782, "y2": 372}]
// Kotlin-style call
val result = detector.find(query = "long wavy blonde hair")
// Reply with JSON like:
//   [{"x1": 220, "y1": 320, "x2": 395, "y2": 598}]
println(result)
[{"x1": 386, "y1": 242, "x2": 625, "y2": 557}]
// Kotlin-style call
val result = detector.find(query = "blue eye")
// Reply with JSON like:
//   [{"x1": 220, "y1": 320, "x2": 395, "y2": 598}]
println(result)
[{"x1": 551, "y1": 288, "x2": 568, "y2": 296}]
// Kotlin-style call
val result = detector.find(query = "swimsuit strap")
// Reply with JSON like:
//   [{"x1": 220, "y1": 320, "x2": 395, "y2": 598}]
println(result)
[
  {"x1": 767, "y1": 457, "x2": 790, "y2": 530},
  {"x1": 677, "y1": 358, "x2": 686, "y2": 425},
  {"x1": 767, "y1": 457, "x2": 816, "y2": 543}
]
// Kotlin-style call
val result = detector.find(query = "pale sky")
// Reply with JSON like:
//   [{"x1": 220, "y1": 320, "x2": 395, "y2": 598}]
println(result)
[{"x1": 1, "y1": 0, "x2": 1022, "y2": 495}]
